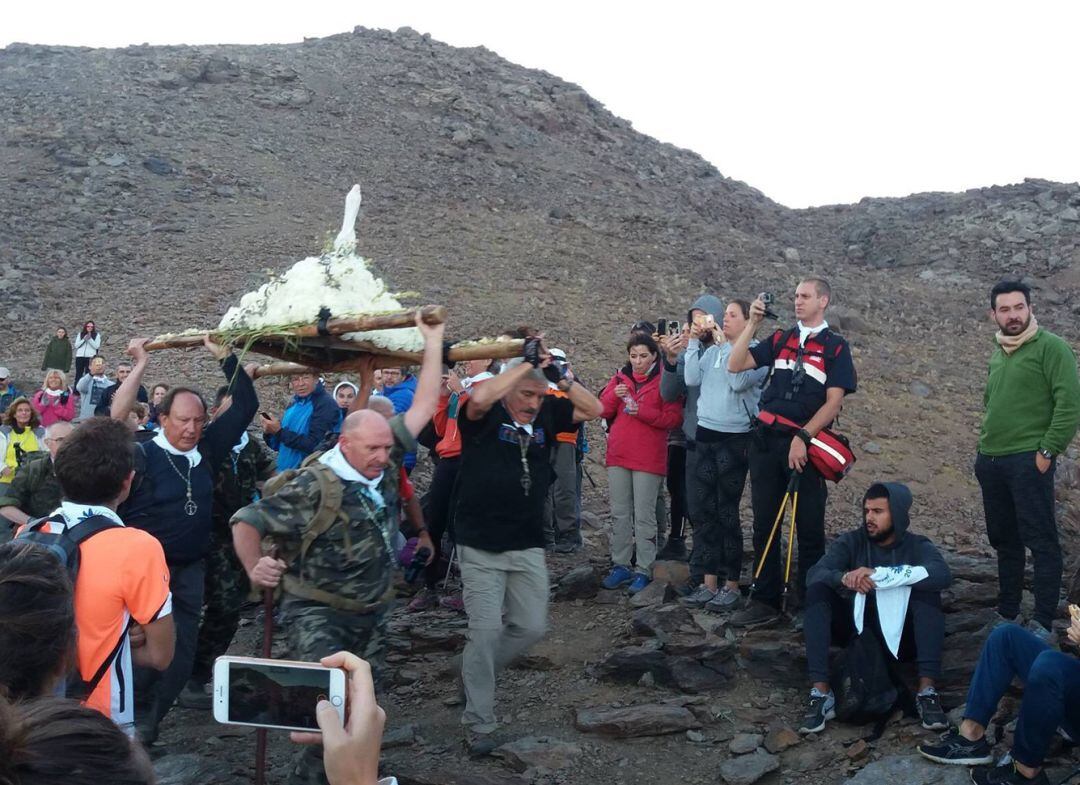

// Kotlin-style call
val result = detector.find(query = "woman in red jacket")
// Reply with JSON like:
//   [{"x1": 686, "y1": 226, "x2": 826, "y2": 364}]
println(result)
[{"x1": 600, "y1": 334, "x2": 683, "y2": 593}]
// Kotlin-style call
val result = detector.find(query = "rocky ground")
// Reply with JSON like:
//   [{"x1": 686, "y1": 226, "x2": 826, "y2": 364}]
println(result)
[{"x1": 3, "y1": 25, "x2": 1080, "y2": 785}]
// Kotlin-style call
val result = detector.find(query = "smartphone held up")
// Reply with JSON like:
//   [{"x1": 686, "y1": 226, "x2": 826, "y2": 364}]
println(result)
[{"x1": 213, "y1": 656, "x2": 346, "y2": 733}]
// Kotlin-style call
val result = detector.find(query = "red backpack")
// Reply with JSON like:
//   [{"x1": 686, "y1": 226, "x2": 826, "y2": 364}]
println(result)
[{"x1": 755, "y1": 410, "x2": 856, "y2": 483}]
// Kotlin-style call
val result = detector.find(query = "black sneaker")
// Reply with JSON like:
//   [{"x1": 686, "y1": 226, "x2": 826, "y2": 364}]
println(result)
[
  {"x1": 916, "y1": 689, "x2": 949, "y2": 731},
  {"x1": 917, "y1": 729, "x2": 994, "y2": 766},
  {"x1": 729, "y1": 599, "x2": 781, "y2": 629},
  {"x1": 970, "y1": 763, "x2": 1050, "y2": 785},
  {"x1": 797, "y1": 690, "x2": 835, "y2": 734},
  {"x1": 656, "y1": 536, "x2": 688, "y2": 561}
]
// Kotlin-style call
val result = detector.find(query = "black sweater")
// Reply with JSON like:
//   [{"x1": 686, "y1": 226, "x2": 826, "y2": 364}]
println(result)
[{"x1": 121, "y1": 354, "x2": 259, "y2": 564}]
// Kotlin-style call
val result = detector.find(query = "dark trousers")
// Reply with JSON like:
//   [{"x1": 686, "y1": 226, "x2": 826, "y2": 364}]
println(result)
[
  {"x1": 688, "y1": 432, "x2": 750, "y2": 582},
  {"x1": 666, "y1": 444, "x2": 688, "y2": 539},
  {"x1": 748, "y1": 428, "x2": 827, "y2": 608},
  {"x1": 191, "y1": 529, "x2": 248, "y2": 685},
  {"x1": 964, "y1": 624, "x2": 1080, "y2": 768},
  {"x1": 974, "y1": 452, "x2": 1061, "y2": 629},
  {"x1": 136, "y1": 558, "x2": 205, "y2": 730},
  {"x1": 73, "y1": 356, "x2": 91, "y2": 386},
  {"x1": 804, "y1": 581, "x2": 944, "y2": 684},
  {"x1": 423, "y1": 456, "x2": 460, "y2": 590}
]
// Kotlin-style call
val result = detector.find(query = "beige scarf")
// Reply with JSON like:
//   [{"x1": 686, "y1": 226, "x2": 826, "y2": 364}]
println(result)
[{"x1": 995, "y1": 316, "x2": 1039, "y2": 355}]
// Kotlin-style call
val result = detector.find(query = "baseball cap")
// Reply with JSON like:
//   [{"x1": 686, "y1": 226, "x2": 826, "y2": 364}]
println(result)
[{"x1": 549, "y1": 348, "x2": 567, "y2": 362}]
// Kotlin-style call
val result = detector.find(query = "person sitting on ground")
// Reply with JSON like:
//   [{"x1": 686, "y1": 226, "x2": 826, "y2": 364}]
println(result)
[
  {"x1": 75, "y1": 356, "x2": 113, "y2": 422},
  {"x1": 0, "y1": 367, "x2": 22, "y2": 412},
  {"x1": 917, "y1": 614, "x2": 1080, "y2": 785},
  {"x1": 95, "y1": 361, "x2": 148, "y2": 417},
  {"x1": 16, "y1": 417, "x2": 175, "y2": 734},
  {"x1": 0, "y1": 421, "x2": 72, "y2": 530},
  {"x1": 41, "y1": 326, "x2": 73, "y2": 374},
  {"x1": 111, "y1": 335, "x2": 257, "y2": 743},
  {"x1": 599, "y1": 333, "x2": 683, "y2": 594},
  {"x1": 148, "y1": 382, "x2": 169, "y2": 427},
  {"x1": 451, "y1": 341, "x2": 603, "y2": 755},
  {"x1": 681, "y1": 300, "x2": 768, "y2": 612},
  {"x1": 261, "y1": 371, "x2": 339, "y2": 472},
  {"x1": 31, "y1": 369, "x2": 77, "y2": 427},
  {"x1": 0, "y1": 398, "x2": 45, "y2": 486},
  {"x1": 73, "y1": 320, "x2": 101, "y2": 386},
  {"x1": 797, "y1": 482, "x2": 951, "y2": 735}
]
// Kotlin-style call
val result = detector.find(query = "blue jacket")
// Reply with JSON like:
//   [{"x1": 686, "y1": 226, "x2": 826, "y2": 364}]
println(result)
[
  {"x1": 383, "y1": 376, "x2": 418, "y2": 470},
  {"x1": 267, "y1": 383, "x2": 338, "y2": 471},
  {"x1": 0, "y1": 384, "x2": 24, "y2": 412}
]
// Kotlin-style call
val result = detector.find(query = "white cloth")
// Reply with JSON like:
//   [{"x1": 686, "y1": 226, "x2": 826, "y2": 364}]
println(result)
[
  {"x1": 53, "y1": 501, "x2": 126, "y2": 529},
  {"x1": 463, "y1": 371, "x2": 494, "y2": 389},
  {"x1": 797, "y1": 320, "x2": 829, "y2": 346},
  {"x1": 231, "y1": 431, "x2": 250, "y2": 454},
  {"x1": 318, "y1": 445, "x2": 385, "y2": 508},
  {"x1": 853, "y1": 565, "x2": 929, "y2": 657},
  {"x1": 152, "y1": 429, "x2": 202, "y2": 467}
]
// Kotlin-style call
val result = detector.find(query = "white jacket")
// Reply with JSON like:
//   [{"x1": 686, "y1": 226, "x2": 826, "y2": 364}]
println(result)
[{"x1": 74, "y1": 332, "x2": 102, "y2": 358}]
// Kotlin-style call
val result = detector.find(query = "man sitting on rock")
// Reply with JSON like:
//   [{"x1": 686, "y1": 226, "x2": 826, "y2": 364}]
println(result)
[
  {"x1": 917, "y1": 615, "x2": 1080, "y2": 785},
  {"x1": 797, "y1": 482, "x2": 951, "y2": 735}
]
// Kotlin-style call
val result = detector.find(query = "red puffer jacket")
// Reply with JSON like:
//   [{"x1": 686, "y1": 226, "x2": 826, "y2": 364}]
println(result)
[{"x1": 600, "y1": 364, "x2": 683, "y2": 475}]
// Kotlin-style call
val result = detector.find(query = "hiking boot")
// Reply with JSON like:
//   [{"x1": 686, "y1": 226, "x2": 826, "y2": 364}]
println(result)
[
  {"x1": 656, "y1": 536, "x2": 688, "y2": 561},
  {"x1": 680, "y1": 585, "x2": 717, "y2": 609},
  {"x1": 177, "y1": 680, "x2": 212, "y2": 710},
  {"x1": 406, "y1": 589, "x2": 438, "y2": 613},
  {"x1": 917, "y1": 729, "x2": 994, "y2": 766},
  {"x1": 705, "y1": 587, "x2": 741, "y2": 614},
  {"x1": 797, "y1": 689, "x2": 835, "y2": 734},
  {"x1": 439, "y1": 594, "x2": 465, "y2": 613},
  {"x1": 729, "y1": 599, "x2": 781, "y2": 628},
  {"x1": 1024, "y1": 619, "x2": 1057, "y2": 646},
  {"x1": 627, "y1": 573, "x2": 650, "y2": 594},
  {"x1": 970, "y1": 763, "x2": 1050, "y2": 785},
  {"x1": 916, "y1": 688, "x2": 949, "y2": 731},
  {"x1": 602, "y1": 565, "x2": 634, "y2": 590}
]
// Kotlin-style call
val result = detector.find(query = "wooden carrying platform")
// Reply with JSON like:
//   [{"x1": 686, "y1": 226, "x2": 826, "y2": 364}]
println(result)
[{"x1": 146, "y1": 305, "x2": 524, "y2": 375}]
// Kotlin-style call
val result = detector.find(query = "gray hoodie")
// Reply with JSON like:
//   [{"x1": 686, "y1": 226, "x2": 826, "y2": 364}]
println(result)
[
  {"x1": 660, "y1": 294, "x2": 725, "y2": 442},
  {"x1": 685, "y1": 340, "x2": 768, "y2": 434},
  {"x1": 806, "y1": 482, "x2": 952, "y2": 592}
]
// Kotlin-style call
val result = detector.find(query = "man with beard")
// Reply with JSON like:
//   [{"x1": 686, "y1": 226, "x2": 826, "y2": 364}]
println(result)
[
  {"x1": 796, "y1": 482, "x2": 951, "y2": 735},
  {"x1": 975, "y1": 280, "x2": 1080, "y2": 643}
]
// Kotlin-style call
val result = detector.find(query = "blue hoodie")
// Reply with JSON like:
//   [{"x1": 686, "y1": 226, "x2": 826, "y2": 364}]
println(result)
[
  {"x1": 383, "y1": 375, "x2": 418, "y2": 471},
  {"x1": 267, "y1": 382, "x2": 338, "y2": 471}
]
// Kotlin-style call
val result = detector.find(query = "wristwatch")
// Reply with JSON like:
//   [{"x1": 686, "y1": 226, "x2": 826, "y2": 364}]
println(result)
[
  {"x1": 1039, "y1": 448, "x2": 1054, "y2": 461},
  {"x1": 796, "y1": 429, "x2": 813, "y2": 446}
]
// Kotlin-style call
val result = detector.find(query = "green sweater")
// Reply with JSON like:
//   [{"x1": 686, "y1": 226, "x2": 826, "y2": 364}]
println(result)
[{"x1": 979, "y1": 328, "x2": 1080, "y2": 456}]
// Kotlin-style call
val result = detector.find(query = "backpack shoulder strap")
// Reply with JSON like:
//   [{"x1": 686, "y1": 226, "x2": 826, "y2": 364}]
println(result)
[
  {"x1": 65, "y1": 514, "x2": 123, "y2": 545},
  {"x1": 297, "y1": 462, "x2": 345, "y2": 567}
]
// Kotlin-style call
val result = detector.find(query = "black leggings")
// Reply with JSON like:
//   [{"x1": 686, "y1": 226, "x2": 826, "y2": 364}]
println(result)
[
  {"x1": 688, "y1": 432, "x2": 750, "y2": 582},
  {"x1": 74, "y1": 356, "x2": 91, "y2": 386},
  {"x1": 422, "y1": 456, "x2": 460, "y2": 589},
  {"x1": 666, "y1": 444, "x2": 688, "y2": 539}
]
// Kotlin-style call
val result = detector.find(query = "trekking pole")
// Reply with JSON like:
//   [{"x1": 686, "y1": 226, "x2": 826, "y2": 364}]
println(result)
[
  {"x1": 781, "y1": 475, "x2": 801, "y2": 614},
  {"x1": 747, "y1": 473, "x2": 799, "y2": 605},
  {"x1": 254, "y1": 548, "x2": 277, "y2": 785}
]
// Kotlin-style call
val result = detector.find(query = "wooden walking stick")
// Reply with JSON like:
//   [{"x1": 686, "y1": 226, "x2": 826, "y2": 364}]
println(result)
[{"x1": 254, "y1": 547, "x2": 277, "y2": 785}]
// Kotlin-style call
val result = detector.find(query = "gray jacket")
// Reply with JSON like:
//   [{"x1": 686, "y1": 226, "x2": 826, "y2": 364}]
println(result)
[{"x1": 660, "y1": 294, "x2": 725, "y2": 442}]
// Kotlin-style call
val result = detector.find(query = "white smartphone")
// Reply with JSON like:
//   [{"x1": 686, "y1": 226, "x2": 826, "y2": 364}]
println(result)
[{"x1": 212, "y1": 656, "x2": 346, "y2": 733}]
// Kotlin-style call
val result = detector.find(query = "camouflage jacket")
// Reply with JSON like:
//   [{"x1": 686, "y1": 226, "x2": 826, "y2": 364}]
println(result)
[
  {"x1": 231, "y1": 415, "x2": 416, "y2": 609},
  {"x1": 0, "y1": 451, "x2": 62, "y2": 519},
  {"x1": 212, "y1": 434, "x2": 276, "y2": 532}
]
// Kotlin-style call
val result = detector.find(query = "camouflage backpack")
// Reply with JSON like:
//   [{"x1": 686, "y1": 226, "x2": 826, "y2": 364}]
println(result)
[{"x1": 260, "y1": 452, "x2": 395, "y2": 613}]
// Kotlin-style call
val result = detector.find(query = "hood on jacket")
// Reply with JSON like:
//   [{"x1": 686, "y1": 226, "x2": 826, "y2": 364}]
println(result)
[
  {"x1": 688, "y1": 294, "x2": 725, "y2": 323},
  {"x1": 863, "y1": 481, "x2": 912, "y2": 545}
]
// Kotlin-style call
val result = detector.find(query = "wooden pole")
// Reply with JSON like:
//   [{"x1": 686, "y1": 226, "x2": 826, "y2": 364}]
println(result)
[{"x1": 249, "y1": 340, "x2": 526, "y2": 376}]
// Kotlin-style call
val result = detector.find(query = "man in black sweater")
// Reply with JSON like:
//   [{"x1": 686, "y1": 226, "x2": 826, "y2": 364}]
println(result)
[
  {"x1": 797, "y1": 482, "x2": 952, "y2": 736},
  {"x1": 111, "y1": 336, "x2": 259, "y2": 743}
]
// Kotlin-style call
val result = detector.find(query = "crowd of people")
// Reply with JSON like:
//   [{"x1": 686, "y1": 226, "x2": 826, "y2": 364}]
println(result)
[{"x1": 0, "y1": 278, "x2": 1078, "y2": 785}]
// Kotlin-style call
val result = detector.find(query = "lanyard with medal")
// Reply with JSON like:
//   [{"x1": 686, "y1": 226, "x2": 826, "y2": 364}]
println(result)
[{"x1": 516, "y1": 427, "x2": 532, "y2": 495}]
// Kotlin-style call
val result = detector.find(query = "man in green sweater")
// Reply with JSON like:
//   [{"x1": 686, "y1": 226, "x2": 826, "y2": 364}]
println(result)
[{"x1": 975, "y1": 280, "x2": 1080, "y2": 642}]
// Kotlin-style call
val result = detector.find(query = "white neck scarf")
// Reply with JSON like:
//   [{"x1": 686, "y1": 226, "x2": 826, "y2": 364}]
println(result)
[
  {"x1": 797, "y1": 320, "x2": 829, "y2": 347},
  {"x1": 44, "y1": 388, "x2": 63, "y2": 398},
  {"x1": 232, "y1": 431, "x2": 250, "y2": 454},
  {"x1": 318, "y1": 445, "x2": 386, "y2": 508},
  {"x1": 55, "y1": 501, "x2": 125, "y2": 529},
  {"x1": 152, "y1": 429, "x2": 202, "y2": 467},
  {"x1": 462, "y1": 371, "x2": 494, "y2": 389}
]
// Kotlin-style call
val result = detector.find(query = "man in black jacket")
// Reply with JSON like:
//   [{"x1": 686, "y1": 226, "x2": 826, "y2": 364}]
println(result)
[{"x1": 797, "y1": 482, "x2": 951, "y2": 735}]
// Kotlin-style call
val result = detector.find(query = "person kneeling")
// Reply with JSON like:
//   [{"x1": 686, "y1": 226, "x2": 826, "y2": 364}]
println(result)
[
  {"x1": 798, "y1": 482, "x2": 951, "y2": 734},
  {"x1": 917, "y1": 616, "x2": 1080, "y2": 785}
]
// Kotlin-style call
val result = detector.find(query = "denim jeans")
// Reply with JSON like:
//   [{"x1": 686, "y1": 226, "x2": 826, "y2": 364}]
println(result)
[{"x1": 963, "y1": 624, "x2": 1080, "y2": 767}]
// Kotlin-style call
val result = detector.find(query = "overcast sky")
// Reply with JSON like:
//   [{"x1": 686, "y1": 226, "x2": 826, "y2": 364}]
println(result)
[{"x1": 4, "y1": 1, "x2": 1078, "y2": 208}]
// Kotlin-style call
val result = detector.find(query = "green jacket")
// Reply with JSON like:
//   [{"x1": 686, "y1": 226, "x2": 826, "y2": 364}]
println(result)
[
  {"x1": 0, "y1": 451, "x2": 63, "y2": 519},
  {"x1": 42, "y1": 337, "x2": 73, "y2": 373},
  {"x1": 979, "y1": 328, "x2": 1080, "y2": 456}
]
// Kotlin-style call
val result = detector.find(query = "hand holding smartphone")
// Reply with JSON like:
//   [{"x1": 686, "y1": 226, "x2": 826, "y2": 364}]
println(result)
[{"x1": 213, "y1": 656, "x2": 346, "y2": 732}]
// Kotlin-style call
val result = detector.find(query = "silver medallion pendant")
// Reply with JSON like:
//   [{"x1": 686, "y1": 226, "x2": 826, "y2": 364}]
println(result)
[{"x1": 184, "y1": 500, "x2": 198, "y2": 516}]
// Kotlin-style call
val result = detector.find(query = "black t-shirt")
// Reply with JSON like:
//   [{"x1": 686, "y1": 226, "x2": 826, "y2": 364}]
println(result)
[
  {"x1": 750, "y1": 326, "x2": 857, "y2": 426},
  {"x1": 453, "y1": 396, "x2": 576, "y2": 552}
]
